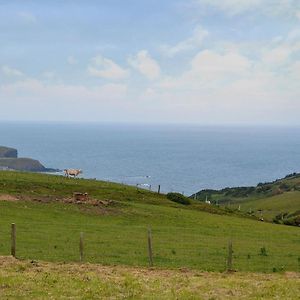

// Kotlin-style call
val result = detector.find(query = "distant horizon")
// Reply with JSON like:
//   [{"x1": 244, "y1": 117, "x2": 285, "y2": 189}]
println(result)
[
  {"x1": 1, "y1": 120, "x2": 300, "y2": 128},
  {"x1": 1, "y1": 122, "x2": 300, "y2": 195}
]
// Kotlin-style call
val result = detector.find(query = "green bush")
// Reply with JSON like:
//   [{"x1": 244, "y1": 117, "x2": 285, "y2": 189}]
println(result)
[
  {"x1": 167, "y1": 193, "x2": 191, "y2": 205},
  {"x1": 274, "y1": 211, "x2": 300, "y2": 227},
  {"x1": 260, "y1": 247, "x2": 268, "y2": 256},
  {"x1": 283, "y1": 216, "x2": 300, "y2": 226},
  {"x1": 272, "y1": 218, "x2": 281, "y2": 224}
]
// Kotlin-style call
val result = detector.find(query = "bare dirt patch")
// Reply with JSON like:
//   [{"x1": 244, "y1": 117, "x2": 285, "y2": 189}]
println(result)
[
  {"x1": 63, "y1": 196, "x2": 115, "y2": 207},
  {"x1": 13, "y1": 193, "x2": 117, "y2": 208},
  {"x1": 2, "y1": 193, "x2": 121, "y2": 215},
  {"x1": 0, "y1": 194, "x2": 19, "y2": 201}
]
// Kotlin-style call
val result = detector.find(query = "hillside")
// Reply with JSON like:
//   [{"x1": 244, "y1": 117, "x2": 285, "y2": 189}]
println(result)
[
  {"x1": 191, "y1": 173, "x2": 300, "y2": 225},
  {"x1": 0, "y1": 171, "x2": 299, "y2": 273}
]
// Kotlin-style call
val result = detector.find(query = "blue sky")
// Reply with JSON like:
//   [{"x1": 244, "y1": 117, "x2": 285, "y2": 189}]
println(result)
[{"x1": 0, "y1": 0, "x2": 300, "y2": 124}]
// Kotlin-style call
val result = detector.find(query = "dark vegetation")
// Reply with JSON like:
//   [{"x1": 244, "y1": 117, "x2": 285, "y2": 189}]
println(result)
[
  {"x1": 166, "y1": 192, "x2": 191, "y2": 205},
  {"x1": 273, "y1": 211, "x2": 300, "y2": 226}
]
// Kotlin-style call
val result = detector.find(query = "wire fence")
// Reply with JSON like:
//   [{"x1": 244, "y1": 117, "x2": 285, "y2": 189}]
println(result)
[{"x1": 0, "y1": 222, "x2": 299, "y2": 273}]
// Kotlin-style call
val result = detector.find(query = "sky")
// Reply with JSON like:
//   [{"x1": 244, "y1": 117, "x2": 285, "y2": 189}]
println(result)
[{"x1": 0, "y1": 0, "x2": 300, "y2": 125}]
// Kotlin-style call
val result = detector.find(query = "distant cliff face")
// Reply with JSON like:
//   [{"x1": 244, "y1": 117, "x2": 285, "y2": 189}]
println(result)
[
  {"x1": 0, "y1": 146, "x2": 18, "y2": 158},
  {"x1": 0, "y1": 146, "x2": 58, "y2": 172}
]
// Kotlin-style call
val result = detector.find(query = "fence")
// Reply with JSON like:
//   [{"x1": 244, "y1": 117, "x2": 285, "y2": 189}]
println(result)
[{"x1": 2, "y1": 223, "x2": 300, "y2": 273}]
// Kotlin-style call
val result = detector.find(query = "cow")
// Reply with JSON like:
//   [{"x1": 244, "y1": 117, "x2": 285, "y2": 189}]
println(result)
[{"x1": 64, "y1": 169, "x2": 82, "y2": 178}]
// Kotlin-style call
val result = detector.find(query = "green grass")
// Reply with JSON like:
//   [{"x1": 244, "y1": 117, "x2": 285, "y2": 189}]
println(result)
[
  {"x1": 229, "y1": 191, "x2": 300, "y2": 220},
  {"x1": 0, "y1": 257, "x2": 299, "y2": 299},
  {"x1": 0, "y1": 171, "x2": 299, "y2": 273}
]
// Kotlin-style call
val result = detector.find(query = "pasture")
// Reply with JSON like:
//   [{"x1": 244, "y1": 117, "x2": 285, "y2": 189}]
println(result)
[{"x1": 0, "y1": 171, "x2": 299, "y2": 273}]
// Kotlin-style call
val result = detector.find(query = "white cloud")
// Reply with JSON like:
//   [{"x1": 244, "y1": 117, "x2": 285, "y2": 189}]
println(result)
[
  {"x1": 191, "y1": 50, "x2": 251, "y2": 76},
  {"x1": 287, "y1": 28, "x2": 300, "y2": 41},
  {"x1": 42, "y1": 71, "x2": 56, "y2": 79},
  {"x1": 87, "y1": 55, "x2": 129, "y2": 80},
  {"x1": 159, "y1": 49, "x2": 252, "y2": 90},
  {"x1": 261, "y1": 46, "x2": 292, "y2": 65},
  {"x1": 17, "y1": 11, "x2": 37, "y2": 23},
  {"x1": 260, "y1": 28, "x2": 300, "y2": 67},
  {"x1": 161, "y1": 26, "x2": 208, "y2": 57},
  {"x1": 0, "y1": 79, "x2": 127, "y2": 103},
  {"x1": 287, "y1": 61, "x2": 300, "y2": 81},
  {"x1": 67, "y1": 56, "x2": 78, "y2": 65},
  {"x1": 138, "y1": 41, "x2": 300, "y2": 124},
  {"x1": 128, "y1": 50, "x2": 161, "y2": 80},
  {"x1": 194, "y1": 0, "x2": 299, "y2": 17},
  {"x1": 1, "y1": 66, "x2": 23, "y2": 77},
  {"x1": 195, "y1": 0, "x2": 262, "y2": 15},
  {"x1": 0, "y1": 79, "x2": 128, "y2": 121}
]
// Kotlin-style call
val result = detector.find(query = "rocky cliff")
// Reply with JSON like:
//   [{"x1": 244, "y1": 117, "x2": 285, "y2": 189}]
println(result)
[
  {"x1": 0, "y1": 146, "x2": 58, "y2": 172},
  {"x1": 0, "y1": 158, "x2": 47, "y2": 171},
  {"x1": 0, "y1": 146, "x2": 18, "y2": 158}
]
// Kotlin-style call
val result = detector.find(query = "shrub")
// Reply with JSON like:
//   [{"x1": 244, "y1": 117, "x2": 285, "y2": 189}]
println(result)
[
  {"x1": 279, "y1": 183, "x2": 290, "y2": 191},
  {"x1": 260, "y1": 247, "x2": 268, "y2": 256},
  {"x1": 284, "y1": 172, "x2": 299, "y2": 179},
  {"x1": 283, "y1": 216, "x2": 300, "y2": 226},
  {"x1": 272, "y1": 218, "x2": 281, "y2": 224},
  {"x1": 167, "y1": 193, "x2": 191, "y2": 205}
]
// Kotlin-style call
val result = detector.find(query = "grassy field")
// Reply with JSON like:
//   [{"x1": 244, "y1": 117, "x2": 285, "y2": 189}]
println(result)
[
  {"x1": 230, "y1": 191, "x2": 300, "y2": 221},
  {"x1": 0, "y1": 171, "x2": 299, "y2": 273},
  {"x1": 0, "y1": 256, "x2": 299, "y2": 299}
]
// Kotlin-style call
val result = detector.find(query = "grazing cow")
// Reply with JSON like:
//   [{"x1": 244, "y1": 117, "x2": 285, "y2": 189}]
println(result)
[{"x1": 64, "y1": 169, "x2": 82, "y2": 178}]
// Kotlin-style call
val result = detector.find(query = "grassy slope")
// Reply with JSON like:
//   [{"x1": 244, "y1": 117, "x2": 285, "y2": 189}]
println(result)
[
  {"x1": 0, "y1": 257, "x2": 299, "y2": 300},
  {"x1": 193, "y1": 174, "x2": 300, "y2": 221},
  {"x1": 233, "y1": 191, "x2": 300, "y2": 220},
  {"x1": 0, "y1": 171, "x2": 299, "y2": 273}
]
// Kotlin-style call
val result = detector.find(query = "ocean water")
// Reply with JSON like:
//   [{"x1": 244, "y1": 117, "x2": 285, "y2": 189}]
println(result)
[{"x1": 0, "y1": 122, "x2": 300, "y2": 195}]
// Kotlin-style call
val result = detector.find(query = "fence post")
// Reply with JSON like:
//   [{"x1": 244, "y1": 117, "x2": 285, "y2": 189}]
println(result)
[
  {"x1": 158, "y1": 185, "x2": 161, "y2": 194},
  {"x1": 147, "y1": 228, "x2": 153, "y2": 267},
  {"x1": 79, "y1": 232, "x2": 84, "y2": 262},
  {"x1": 11, "y1": 223, "x2": 16, "y2": 258},
  {"x1": 227, "y1": 239, "x2": 233, "y2": 271}
]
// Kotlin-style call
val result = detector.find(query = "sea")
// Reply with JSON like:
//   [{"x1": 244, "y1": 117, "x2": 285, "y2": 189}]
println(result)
[{"x1": 1, "y1": 122, "x2": 300, "y2": 195}]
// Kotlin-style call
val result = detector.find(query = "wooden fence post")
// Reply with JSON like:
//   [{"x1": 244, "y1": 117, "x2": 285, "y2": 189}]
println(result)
[
  {"x1": 158, "y1": 185, "x2": 161, "y2": 194},
  {"x1": 227, "y1": 239, "x2": 233, "y2": 271},
  {"x1": 79, "y1": 232, "x2": 84, "y2": 262},
  {"x1": 11, "y1": 223, "x2": 16, "y2": 258},
  {"x1": 148, "y1": 228, "x2": 153, "y2": 267}
]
